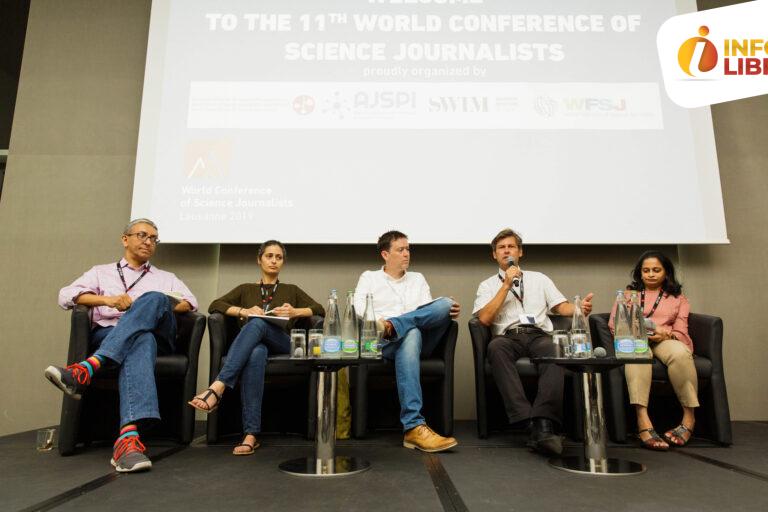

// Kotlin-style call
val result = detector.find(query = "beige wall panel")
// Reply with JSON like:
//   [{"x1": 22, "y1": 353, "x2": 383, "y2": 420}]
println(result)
[{"x1": 9, "y1": 0, "x2": 150, "y2": 156}]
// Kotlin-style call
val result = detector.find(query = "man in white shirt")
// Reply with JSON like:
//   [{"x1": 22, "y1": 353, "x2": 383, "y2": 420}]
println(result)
[
  {"x1": 354, "y1": 231, "x2": 460, "y2": 452},
  {"x1": 473, "y1": 228, "x2": 593, "y2": 456}
]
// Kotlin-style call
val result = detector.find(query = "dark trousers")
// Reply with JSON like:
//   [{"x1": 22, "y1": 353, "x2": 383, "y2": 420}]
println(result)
[{"x1": 487, "y1": 331, "x2": 564, "y2": 425}]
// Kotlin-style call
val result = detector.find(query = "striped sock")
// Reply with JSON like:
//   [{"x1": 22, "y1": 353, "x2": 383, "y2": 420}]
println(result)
[
  {"x1": 79, "y1": 355, "x2": 104, "y2": 378},
  {"x1": 116, "y1": 424, "x2": 139, "y2": 444}
]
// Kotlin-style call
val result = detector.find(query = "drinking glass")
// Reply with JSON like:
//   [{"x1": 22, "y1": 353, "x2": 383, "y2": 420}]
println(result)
[
  {"x1": 290, "y1": 329, "x2": 306, "y2": 359},
  {"x1": 36, "y1": 428, "x2": 55, "y2": 452},
  {"x1": 308, "y1": 329, "x2": 323, "y2": 359},
  {"x1": 552, "y1": 330, "x2": 570, "y2": 358}
]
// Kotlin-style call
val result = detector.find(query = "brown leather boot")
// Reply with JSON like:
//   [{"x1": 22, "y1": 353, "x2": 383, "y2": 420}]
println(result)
[{"x1": 403, "y1": 424, "x2": 458, "y2": 452}]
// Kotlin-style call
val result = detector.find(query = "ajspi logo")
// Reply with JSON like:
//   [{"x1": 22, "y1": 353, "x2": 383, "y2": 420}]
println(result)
[
  {"x1": 428, "y1": 96, "x2": 488, "y2": 113},
  {"x1": 353, "y1": 91, "x2": 416, "y2": 110}
]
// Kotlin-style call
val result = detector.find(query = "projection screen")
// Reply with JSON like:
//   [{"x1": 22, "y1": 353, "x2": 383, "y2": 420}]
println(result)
[{"x1": 131, "y1": 0, "x2": 728, "y2": 244}]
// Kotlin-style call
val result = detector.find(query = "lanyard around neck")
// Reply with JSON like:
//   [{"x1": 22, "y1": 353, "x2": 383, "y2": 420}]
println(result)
[
  {"x1": 640, "y1": 289, "x2": 664, "y2": 318},
  {"x1": 499, "y1": 273, "x2": 524, "y2": 305},
  {"x1": 116, "y1": 262, "x2": 150, "y2": 293},
  {"x1": 260, "y1": 280, "x2": 278, "y2": 308}
]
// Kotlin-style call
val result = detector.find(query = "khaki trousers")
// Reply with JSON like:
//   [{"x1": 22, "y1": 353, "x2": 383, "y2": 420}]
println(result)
[{"x1": 624, "y1": 339, "x2": 700, "y2": 408}]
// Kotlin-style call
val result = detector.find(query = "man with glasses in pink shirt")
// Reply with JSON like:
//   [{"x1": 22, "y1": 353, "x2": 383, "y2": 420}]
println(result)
[{"x1": 44, "y1": 218, "x2": 197, "y2": 473}]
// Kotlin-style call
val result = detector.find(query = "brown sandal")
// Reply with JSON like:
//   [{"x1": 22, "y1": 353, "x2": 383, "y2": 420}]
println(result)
[
  {"x1": 233, "y1": 433, "x2": 260, "y2": 456},
  {"x1": 188, "y1": 388, "x2": 222, "y2": 413},
  {"x1": 664, "y1": 424, "x2": 693, "y2": 446},
  {"x1": 637, "y1": 427, "x2": 669, "y2": 451}
]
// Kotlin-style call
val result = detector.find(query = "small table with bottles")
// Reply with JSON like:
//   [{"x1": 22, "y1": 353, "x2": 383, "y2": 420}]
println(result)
[
  {"x1": 275, "y1": 355, "x2": 384, "y2": 478},
  {"x1": 533, "y1": 356, "x2": 654, "y2": 476}
]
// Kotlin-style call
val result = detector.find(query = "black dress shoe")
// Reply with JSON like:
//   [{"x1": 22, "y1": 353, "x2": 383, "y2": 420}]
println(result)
[
  {"x1": 509, "y1": 418, "x2": 532, "y2": 431},
  {"x1": 527, "y1": 417, "x2": 563, "y2": 456}
]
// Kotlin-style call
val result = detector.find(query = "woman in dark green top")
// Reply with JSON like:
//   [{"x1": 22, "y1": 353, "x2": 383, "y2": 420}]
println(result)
[{"x1": 189, "y1": 240, "x2": 324, "y2": 455}]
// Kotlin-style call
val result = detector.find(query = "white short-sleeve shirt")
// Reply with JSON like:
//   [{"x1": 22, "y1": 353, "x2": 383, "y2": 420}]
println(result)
[
  {"x1": 353, "y1": 268, "x2": 432, "y2": 320},
  {"x1": 472, "y1": 268, "x2": 567, "y2": 335}
]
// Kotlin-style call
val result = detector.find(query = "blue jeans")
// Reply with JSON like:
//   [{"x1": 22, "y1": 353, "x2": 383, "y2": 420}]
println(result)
[
  {"x1": 90, "y1": 291, "x2": 176, "y2": 427},
  {"x1": 216, "y1": 318, "x2": 290, "y2": 434},
  {"x1": 382, "y1": 297, "x2": 453, "y2": 431}
]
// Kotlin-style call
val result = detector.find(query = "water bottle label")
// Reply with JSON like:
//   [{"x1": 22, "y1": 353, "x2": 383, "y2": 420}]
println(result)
[
  {"x1": 634, "y1": 339, "x2": 649, "y2": 354},
  {"x1": 342, "y1": 339, "x2": 358, "y2": 353},
  {"x1": 615, "y1": 338, "x2": 635, "y2": 354},
  {"x1": 571, "y1": 333, "x2": 588, "y2": 353},
  {"x1": 323, "y1": 337, "x2": 341, "y2": 353}
]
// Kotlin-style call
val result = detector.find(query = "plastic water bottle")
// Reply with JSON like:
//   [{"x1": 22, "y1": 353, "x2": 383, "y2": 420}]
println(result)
[
  {"x1": 360, "y1": 293, "x2": 381, "y2": 359},
  {"x1": 322, "y1": 290, "x2": 342, "y2": 359},
  {"x1": 570, "y1": 295, "x2": 592, "y2": 358},
  {"x1": 341, "y1": 291, "x2": 359, "y2": 359},
  {"x1": 613, "y1": 290, "x2": 635, "y2": 359},
  {"x1": 630, "y1": 290, "x2": 652, "y2": 358}
]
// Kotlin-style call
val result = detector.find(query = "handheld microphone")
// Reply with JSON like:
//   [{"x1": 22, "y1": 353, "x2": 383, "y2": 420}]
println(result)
[
  {"x1": 593, "y1": 347, "x2": 607, "y2": 358},
  {"x1": 506, "y1": 257, "x2": 520, "y2": 287}
]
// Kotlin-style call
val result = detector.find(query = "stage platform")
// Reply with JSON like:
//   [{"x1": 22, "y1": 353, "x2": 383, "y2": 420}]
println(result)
[{"x1": 3, "y1": 421, "x2": 767, "y2": 512}]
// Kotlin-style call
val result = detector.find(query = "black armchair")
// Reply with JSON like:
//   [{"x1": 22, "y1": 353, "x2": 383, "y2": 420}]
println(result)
[
  {"x1": 205, "y1": 313, "x2": 324, "y2": 443},
  {"x1": 58, "y1": 305, "x2": 206, "y2": 455},
  {"x1": 589, "y1": 313, "x2": 732, "y2": 445},
  {"x1": 351, "y1": 320, "x2": 458, "y2": 438},
  {"x1": 469, "y1": 316, "x2": 582, "y2": 439}
]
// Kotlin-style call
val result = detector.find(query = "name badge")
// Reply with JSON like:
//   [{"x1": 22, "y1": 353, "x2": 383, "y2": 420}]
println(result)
[{"x1": 518, "y1": 313, "x2": 537, "y2": 326}]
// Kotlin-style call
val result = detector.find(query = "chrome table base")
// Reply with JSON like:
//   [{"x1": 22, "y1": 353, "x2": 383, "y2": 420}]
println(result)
[
  {"x1": 549, "y1": 369, "x2": 646, "y2": 476},
  {"x1": 279, "y1": 456, "x2": 371, "y2": 477},
  {"x1": 279, "y1": 369, "x2": 371, "y2": 478},
  {"x1": 549, "y1": 456, "x2": 645, "y2": 476}
]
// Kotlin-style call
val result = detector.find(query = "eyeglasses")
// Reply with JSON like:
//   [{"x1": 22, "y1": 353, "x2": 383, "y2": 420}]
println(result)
[{"x1": 125, "y1": 231, "x2": 160, "y2": 245}]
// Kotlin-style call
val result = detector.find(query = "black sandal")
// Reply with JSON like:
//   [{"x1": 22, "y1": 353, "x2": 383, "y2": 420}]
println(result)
[
  {"x1": 233, "y1": 433, "x2": 260, "y2": 456},
  {"x1": 637, "y1": 427, "x2": 669, "y2": 451},
  {"x1": 664, "y1": 424, "x2": 693, "y2": 446},
  {"x1": 187, "y1": 388, "x2": 222, "y2": 413}
]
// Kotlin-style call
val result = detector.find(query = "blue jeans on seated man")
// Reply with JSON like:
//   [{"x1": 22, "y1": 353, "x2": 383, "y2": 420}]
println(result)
[
  {"x1": 382, "y1": 297, "x2": 453, "y2": 432},
  {"x1": 215, "y1": 318, "x2": 290, "y2": 434},
  {"x1": 89, "y1": 291, "x2": 177, "y2": 427}
]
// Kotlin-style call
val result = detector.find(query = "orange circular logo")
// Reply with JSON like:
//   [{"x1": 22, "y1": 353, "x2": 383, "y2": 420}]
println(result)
[{"x1": 678, "y1": 26, "x2": 718, "y2": 76}]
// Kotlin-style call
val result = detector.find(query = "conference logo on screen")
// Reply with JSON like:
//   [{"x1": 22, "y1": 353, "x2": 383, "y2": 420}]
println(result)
[{"x1": 657, "y1": 1, "x2": 768, "y2": 108}]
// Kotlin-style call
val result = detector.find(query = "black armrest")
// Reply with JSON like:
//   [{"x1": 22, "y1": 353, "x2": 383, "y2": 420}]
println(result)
[
  {"x1": 430, "y1": 320, "x2": 458, "y2": 360},
  {"x1": 589, "y1": 313, "x2": 615, "y2": 355},
  {"x1": 468, "y1": 317, "x2": 491, "y2": 368},
  {"x1": 174, "y1": 311, "x2": 205, "y2": 355},
  {"x1": 66, "y1": 305, "x2": 92, "y2": 364},
  {"x1": 207, "y1": 312, "x2": 227, "y2": 379},
  {"x1": 177, "y1": 311, "x2": 205, "y2": 364},
  {"x1": 437, "y1": 320, "x2": 458, "y2": 361},
  {"x1": 688, "y1": 313, "x2": 721, "y2": 361},
  {"x1": 294, "y1": 315, "x2": 324, "y2": 331}
]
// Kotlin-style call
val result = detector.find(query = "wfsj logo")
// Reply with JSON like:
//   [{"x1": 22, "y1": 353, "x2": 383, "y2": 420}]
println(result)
[
  {"x1": 677, "y1": 26, "x2": 718, "y2": 77},
  {"x1": 657, "y1": 1, "x2": 768, "y2": 108}
]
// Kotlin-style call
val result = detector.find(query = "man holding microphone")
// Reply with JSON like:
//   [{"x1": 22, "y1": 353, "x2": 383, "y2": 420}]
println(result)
[{"x1": 473, "y1": 228, "x2": 593, "y2": 456}]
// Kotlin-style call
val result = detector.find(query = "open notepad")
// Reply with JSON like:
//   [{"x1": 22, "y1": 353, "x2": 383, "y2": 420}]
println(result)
[{"x1": 247, "y1": 314, "x2": 290, "y2": 327}]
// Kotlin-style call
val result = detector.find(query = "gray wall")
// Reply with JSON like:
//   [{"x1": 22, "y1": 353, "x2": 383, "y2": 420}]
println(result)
[{"x1": 0, "y1": 0, "x2": 765, "y2": 436}]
